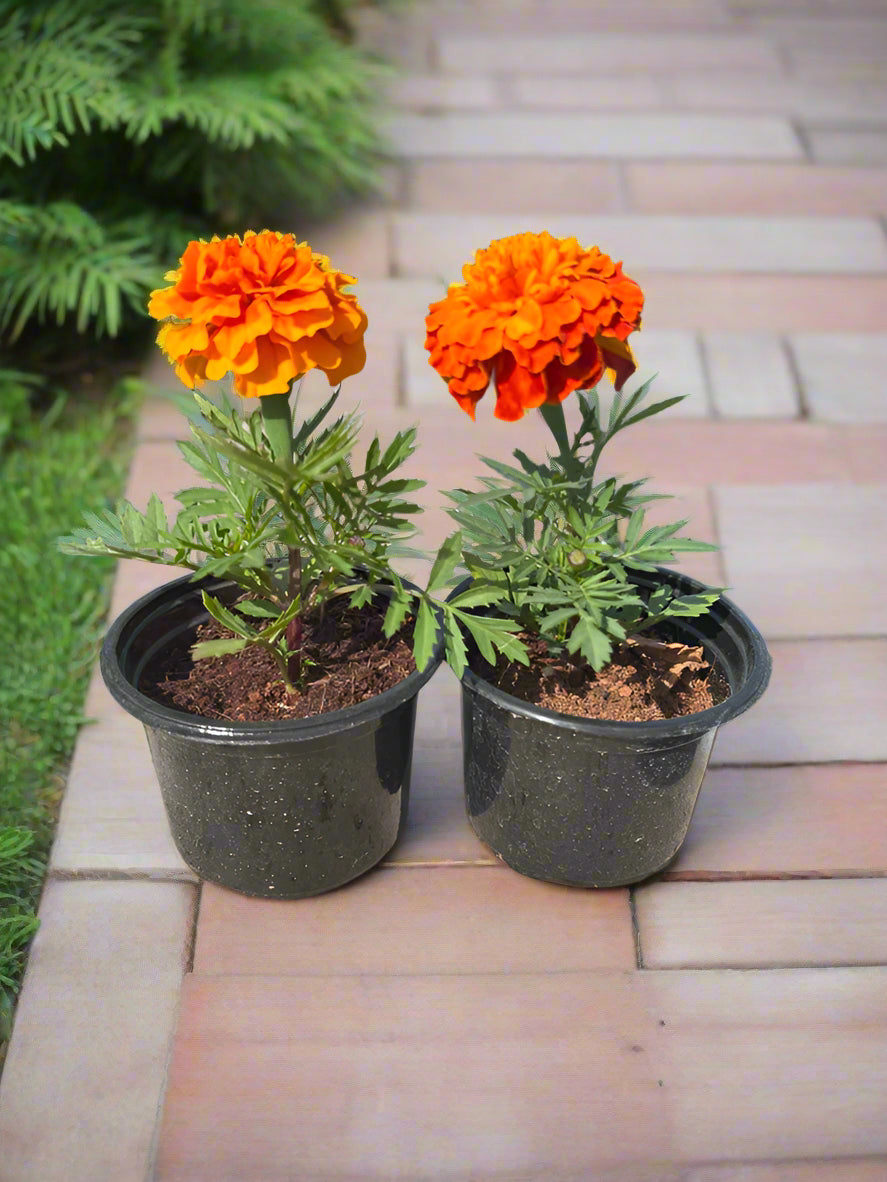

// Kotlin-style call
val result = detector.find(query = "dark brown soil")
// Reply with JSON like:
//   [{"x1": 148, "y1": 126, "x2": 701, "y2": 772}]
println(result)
[
  {"x1": 473, "y1": 631, "x2": 729, "y2": 722},
  {"x1": 143, "y1": 598, "x2": 416, "y2": 722}
]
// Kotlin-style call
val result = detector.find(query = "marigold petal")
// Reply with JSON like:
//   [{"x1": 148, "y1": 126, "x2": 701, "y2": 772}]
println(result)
[
  {"x1": 493, "y1": 353, "x2": 547, "y2": 421},
  {"x1": 232, "y1": 336, "x2": 301, "y2": 399},
  {"x1": 156, "y1": 320, "x2": 209, "y2": 361},
  {"x1": 597, "y1": 334, "x2": 638, "y2": 391}
]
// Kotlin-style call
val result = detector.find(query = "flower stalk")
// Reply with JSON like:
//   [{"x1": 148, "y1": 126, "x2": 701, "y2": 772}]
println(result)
[{"x1": 259, "y1": 388, "x2": 306, "y2": 690}]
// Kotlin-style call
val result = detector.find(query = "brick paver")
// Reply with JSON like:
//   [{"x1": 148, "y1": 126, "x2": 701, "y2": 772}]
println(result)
[
  {"x1": 635, "y1": 879, "x2": 887, "y2": 967},
  {"x1": 386, "y1": 112, "x2": 802, "y2": 160},
  {"x1": 715, "y1": 483, "x2": 887, "y2": 635},
  {"x1": 626, "y1": 162, "x2": 887, "y2": 215},
  {"x1": 789, "y1": 332, "x2": 887, "y2": 422},
  {"x1": 0, "y1": 882, "x2": 195, "y2": 1182},
  {"x1": 6, "y1": 1, "x2": 887, "y2": 1178},
  {"x1": 193, "y1": 871, "x2": 636, "y2": 976},
  {"x1": 667, "y1": 763, "x2": 887, "y2": 878},
  {"x1": 703, "y1": 331, "x2": 799, "y2": 417}
]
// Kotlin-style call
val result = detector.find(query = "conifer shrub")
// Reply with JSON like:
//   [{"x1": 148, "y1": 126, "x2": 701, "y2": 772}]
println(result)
[{"x1": 0, "y1": 0, "x2": 389, "y2": 374}]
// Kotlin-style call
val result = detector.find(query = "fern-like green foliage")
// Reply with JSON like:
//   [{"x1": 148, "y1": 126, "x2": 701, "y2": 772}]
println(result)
[
  {"x1": 0, "y1": 0, "x2": 389, "y2": 357},
  {"x1": 442, "y1": 381, "x2": 723, "y2": 675}
]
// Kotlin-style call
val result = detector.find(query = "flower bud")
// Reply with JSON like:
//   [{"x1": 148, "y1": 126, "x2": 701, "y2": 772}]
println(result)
[{"x1": 567, "y1": 548, "x2": 586, "y2": 568}]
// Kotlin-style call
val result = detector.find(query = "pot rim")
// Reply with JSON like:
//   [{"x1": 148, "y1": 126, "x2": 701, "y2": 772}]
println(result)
[
  {"x1": 453, "y1": 567, "x2": 771, "y2": 740},
  {"x1": 101, "y1": 570, "x2": 444, "y2": 742}
]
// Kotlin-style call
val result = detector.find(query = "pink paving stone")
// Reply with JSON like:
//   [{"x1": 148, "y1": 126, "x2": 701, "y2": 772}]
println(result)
[
  {"x1": 405, "y1": 159, "x2": 624, "y2": 214},
  {"x1": 746, "y1": 15, "x2": 887, "y2": 50},
  {"x1": 155, "y1": 972, "x2": 674, "y2": 1182},
  {"x1": 666, "y1": 763, "x2": 887, "y2": 879},
  {"x1": 49, "y1": 700, "x2": 193, "y2": 878},
  {"x1": 806, "y1": 128, "x2": 887, "y2": 166},
  {"x1": 412, "y1": 663, "x2": 461, "y2": 747},
  {"x1": 393, "y1": 213, "x2": 884, "y2": 279},
  {"x1": 386, "y1": 72, "x2": 499, "y2": 111},
  {"x1": 712, "y1": 639, "x2": 887, "y2": 765},
  {"x1": 510, "y1": 73, "x2": 668, "y2": 109},
  {"x1": 835, "y1": 426, "x2": 887, "y2": 481},
  {"x1": 626, "y1": 162, "x2": 887, "y2": 216},
  {"x1": 665, "y1": 73, "x2": 887, "y2": 123},
  {"x1": 193, "y1": 868, "x2": 636, "y2": 975},
  {"x1": 292, "y1": 209, "x2": 392, "y2": 280},
  {"x1": 601, "y1": 419, "x2": 847, "y2": 485},
  {"x1": 714, "y1": 483, "x2": 887, "y2": 637},
  {"x1": 385, "y1": 112, "x2": 801, "y2": 162},
  {"x1": 635, "y1": 274, "x2": 887, "y2": 332},
  {"x1": 684, "y1": 1160, "x2": 887, "y2": 1181},
  {"x1": 635, "y1": 879, "x2": 887, "y2": 968},
  {"x1": 0, "y1": 880, "x2": 196, "y2": 1182},
  {"x1": 424, "y1": 0, "x2": 731, "y2": 34},
  {"x1": 644, "y1": 967, "x2": 887, "y2": 1161},
  {"x1": 435, "y1": 33, "x2": 782, "y2": 73},
  {"x1": 384, "y1": 743, "x2": 497, "y2": 867}
]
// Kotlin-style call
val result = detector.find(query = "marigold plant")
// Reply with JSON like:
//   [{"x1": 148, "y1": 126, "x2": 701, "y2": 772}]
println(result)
[
  {"x1": 425, "y1": 231, "x2": 643, "y2": 422},
  {"x1": 424, "y1": 232, "x2": 722, "y2": 677},
  {"x1": 61, "y1": 233, "x2": 440, "y2": 693}
]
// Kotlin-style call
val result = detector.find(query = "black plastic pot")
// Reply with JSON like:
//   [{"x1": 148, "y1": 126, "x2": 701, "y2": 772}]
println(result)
[
  {"x1": 101, "y1": 572, "x2": 442, "y2": 898},
  {"x1": 457, "y1": 568, "x2": 771, "y2": 888}
]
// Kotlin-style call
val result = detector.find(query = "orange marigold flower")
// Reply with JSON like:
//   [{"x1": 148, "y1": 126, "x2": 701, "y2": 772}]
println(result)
[
  {"x1": 424, "y1": 231, "x2": 644, "y2": 422},
  {"x1": 148, "y1": 231, "x2": 367, "y2": 399}
]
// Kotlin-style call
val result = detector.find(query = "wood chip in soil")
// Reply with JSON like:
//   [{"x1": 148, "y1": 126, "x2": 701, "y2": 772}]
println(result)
[{"x1": 474, "y1": 630, "x2": 729, "y2": 723}]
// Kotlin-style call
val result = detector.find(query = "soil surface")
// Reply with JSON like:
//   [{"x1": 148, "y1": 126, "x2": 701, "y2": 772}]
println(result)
[
  {"x1": 144, "y1": 598, "x2": 416, "y2": 722},
  {"x1": 474, "y1": 631, "x2": 729, "y2": 722}
]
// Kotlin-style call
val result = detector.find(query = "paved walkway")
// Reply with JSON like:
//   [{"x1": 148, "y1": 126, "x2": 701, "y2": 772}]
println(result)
[{"x1": 2, "y1": 1, "x2": 887, "y2": 1178}]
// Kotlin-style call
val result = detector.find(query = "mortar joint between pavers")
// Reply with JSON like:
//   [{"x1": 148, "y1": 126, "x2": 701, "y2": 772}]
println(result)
[
  {"x1": 49, "y1": 868, "x2": 199, "y2": 884},
  {"x1": 629, "y1": 889, "x2": 644, "y2": 969},
  {"x1": 790, "y1": 116, "x2": 816, "y2": 163},
  {"x1": 185, "y1": 881, "x2": 203, "y2": 974},
  {"x1": 778, "y1": 333, "x2": 807, "y2": 420},
  {"x1": 694, "y1": 331, "x2": 718, "y2": 420}
]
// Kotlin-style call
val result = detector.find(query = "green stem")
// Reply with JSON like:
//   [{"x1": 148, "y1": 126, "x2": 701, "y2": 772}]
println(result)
[
  {"x1": 539, "y1": 401, "x2": 572, "y2": 464},
  {"x1": 261, "y1": 391, "x2": 293, "y2": 464}
]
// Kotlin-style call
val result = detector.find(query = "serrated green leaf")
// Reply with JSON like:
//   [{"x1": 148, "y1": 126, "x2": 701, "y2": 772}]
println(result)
[
  {"x1": 668, "y1": 536, "x2": 720, "y2": 553},
  {"x1": 235, "y1": 598, "x2": 280, "y2": 618},
  {"x1": 661, "y1": 591, "x2": 721, "y2": 617},
  {"x1": 454, "y1": 610, "x2": 528, "y2": 666},
  {"x1": 201, "y1": 592, "x2": 258, "y2": 639},
  {"x1": 427, "y1": 531, "x2": 463, "y2": 592},
  {"x1": 191, "y1": 637, "x2": 249, "y2": 660},
  {"x1": 349, "y1": 583, "x2": 374, "y2": 610},
  {"x1": 446, "y1": 584, "x2": 508, "y2": 610},
  {"x1": 383, "y1": 593, "x2": 410, "y2": 639},
  {"x1": 621, "y1": 395, "x2": 685, "y2": 429},
  {"x1": 567, "y1": 616, "x2": 612, "y2": 670},
  {"x1": 538, "y1": 606, "x2": 579, "y2": 633},
  {"x1": 412, "y1": 597, "x2": 440, "y2": 671},
  {"x1": 443, "y1": 614, "x2": 469, "y2": 677}
]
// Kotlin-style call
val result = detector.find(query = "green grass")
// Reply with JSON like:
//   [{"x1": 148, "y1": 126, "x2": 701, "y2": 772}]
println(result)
[{"x1": 0, "y1": 383, "x2": 138, "y2": 1054}]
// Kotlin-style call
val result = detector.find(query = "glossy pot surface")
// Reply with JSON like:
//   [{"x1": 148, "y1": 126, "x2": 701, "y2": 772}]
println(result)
[
  {"x1": 458, "y1": 568, "x2": 771, "y2": 888},
  {"x1": 102, "y1": 573, "x2": 443, "y2": 897}
]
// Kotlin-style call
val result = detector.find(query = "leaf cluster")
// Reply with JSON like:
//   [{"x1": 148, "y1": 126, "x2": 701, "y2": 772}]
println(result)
[
  {"x1": 441, "y1": 381, "x2": 722, "y2": 675},
  {"x1": 0, "y1": 0, "x2": 390, "y2": 363},
  {"x1": 59, "y1": 386, "x2": 435, "y2": 683}
]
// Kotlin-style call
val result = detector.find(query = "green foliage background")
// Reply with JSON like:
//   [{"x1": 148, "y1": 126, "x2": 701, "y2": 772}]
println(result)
[
  {"x1": 0, "y1": 386, "x2": 139, "y2": 1057},
  {"x1": 0, "y1": 0, "x2": 389, "y2": 374}
]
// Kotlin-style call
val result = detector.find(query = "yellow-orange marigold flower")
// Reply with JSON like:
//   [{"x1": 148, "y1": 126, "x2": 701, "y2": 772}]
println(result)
[
  {"x1": 425, "y1": 231, "x2": 643, "y2": 422},
  {"x1": 148, "y1": 231, "x2": 367, "y2": 399}
]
